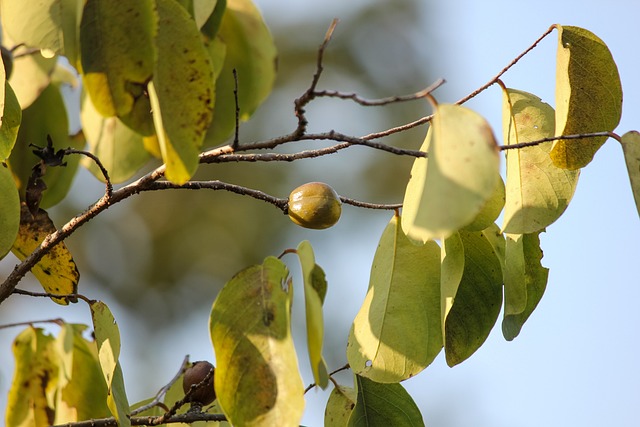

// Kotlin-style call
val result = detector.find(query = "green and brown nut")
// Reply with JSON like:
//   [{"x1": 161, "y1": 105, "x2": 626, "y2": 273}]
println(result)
[
  {"x1": 182, "y1": 360, "x2": 216, "y2": 405},
  {"x1": 288, "y1": 182, "x2": 342, "y2": 229}
]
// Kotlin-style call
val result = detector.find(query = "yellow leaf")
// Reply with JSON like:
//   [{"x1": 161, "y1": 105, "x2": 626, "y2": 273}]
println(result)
[
  {"x1": 551, "y1": 25, "x2": 622, "y2": 169},
  {"x1": 11, "y1": 205, "x2": 79, "y2": 305},
  {"x1": 502, "y1": 88, "x2": 579, "y2": 234},
  {"x1": 210, "y1": 257, "x2": 304, "y2": 426},
  {"x1": 402, "y1": 105, "x2": 500, "y2": 243}
]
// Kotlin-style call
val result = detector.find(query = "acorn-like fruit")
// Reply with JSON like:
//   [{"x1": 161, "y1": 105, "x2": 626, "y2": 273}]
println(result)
[
  {"x1": 288, "y1": 182, "x2": 342, "y2": 229},
  {"x1": 182, "y1": 361, "x2": 216, "y2": 406}
]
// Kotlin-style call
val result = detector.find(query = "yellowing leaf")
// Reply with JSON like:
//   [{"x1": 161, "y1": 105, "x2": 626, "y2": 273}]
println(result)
[
  {"x1": 90, "y1": 301, "x2": 131, "y2": 427},
  {"x1": 80, "y1": 0, "x2": 156, "y2": 117},
  {"x1": 6, "y1": 327, "x2": 58, "y2": 427},
  {"x1": 621, "y1": 131, "x2": 640, "y2": 218},
  {"x1": 296, "y1": 240, "x2": 329, "y2": 389},
  {"x1": 204, "y1": 0, "x2": 277, "y2": 145},
  {"x1": 210, "y1": 257, "x2": 304, "y2": 427},
  {"x1": 1, "y1": 0, "x2": 83, "y2": 67},
  {"x1": 0, "y1": 163, "x2": 20, "y2": 259},
  {"x1": 347, "y1": 215, "x2": 441, "y2": 383},
  {"x1": 402, "y1": 104, "x2": 500, "y2": 243},
  {"x1": 11, "y1": 206, "x2": 79, "y2": 305},
  {"x1": 502, "y1": 88, "x2": 579, "y2": 234},
  {"x1": 54, "y1": 324, "x2": 110, "y2": 423},
  {"x1": 444, "y1": 229, "x2": 502, "y2": 367},
  {"x1": 440, "y1": 232, "x2": 464, "y2": 340},
  {"x1": 151, "y1": 0, "x2": 216, "y2": 183},
  {"x1": 551, "y1": 25, "x2": 622, "y2": 169},
  {"x1": 324, "y1": 386, "x2": 356, "y2": 427},
  {"x1": 348, "y1": 375, "x2": 424, "y2": 427},
  {"x1": 80, "y1": 92, "x2": 151, "y2": 183},
  {"x1": 502, "y1": 232, "x2": 549, "y2": 341}
]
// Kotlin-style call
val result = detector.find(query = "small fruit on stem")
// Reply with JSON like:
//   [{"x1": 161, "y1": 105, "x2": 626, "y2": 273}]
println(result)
[
  {"x1": 288, "y1": 182, "x2": 342, "y2": 229},
  {"x1": 182, "y1": 360, "x2": 216, "y2": 406}
]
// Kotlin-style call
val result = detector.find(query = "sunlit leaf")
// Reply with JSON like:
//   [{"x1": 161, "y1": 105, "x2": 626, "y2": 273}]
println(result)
[
  {"x1": 0, "y1": 163, "x2": 20, "y2": 259},
  {"x1": 11, "y1": 206, "x2": 79, "y2": 304},
  {"x1": 324, "y1": 386, "x2": 356, "y2": 427},
  {"x1": 348, "y1": 375, "x2": 424, "y2": 427},
  {"x1": 150, "y1": 0, "x2": 216, "y2": 183},
  {"x1": 8, "y1": 84, "x2": 82, "y2": 209},
  {"x1": 296, "y1": 240, "x2": 329, "y2": 389},
  {"x1": 6, "y1": 327, "x2": 57, "y2": 427},
  {"x1": 201, "y1": 0, "x2": 227, "y2": 38},
  {"x1": 620, "y1": 131, "x2": 640, "y2": 218},
  {"x1": 444, "y1": 229, "x2": 502, "y2": 366},
  {"x1": 402, "y1": 104, "x2": 500, "y2": 243},
  {"x1": 90, "y1": 301, "x2": 131, "y2": 427},
  {"x1": 347, "y1": 215, "x2": 441, "y2": 383},
  {"x1": 551, "y1": 25, "x2": 622, "y2": 169},
  {"x1": 204, "y1": 0, "x2": 277, "y2": 145},
  {"x1": 80, "y1": 0, "x2": 156, "y2": 117},
  {"x1": 502, "y1": 232, "x2": 549, "y2": 340},
  {"x1": 210, "y1": 257, "x2": 304, "y2": 426},
  {"x1": 80, "y1": 92, "x2": 151, "y2": 183},
  {"x1": 0, "y1": 0, "x2": 83, "y2": 67},
  {"x1": 0, "y1": 83, "x2": 23, "y2": 160},
  {"x1": 502, "y1": 88, "x2": 579, "y2": 234},
  {"x1": 54, "y1": 324, "x2": 110, "y2": 423}
]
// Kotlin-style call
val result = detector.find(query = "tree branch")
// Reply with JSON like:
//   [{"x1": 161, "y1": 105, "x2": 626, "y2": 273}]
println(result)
[{"x1": 51, "y1": 412, "x2": 227, "y2": 427}]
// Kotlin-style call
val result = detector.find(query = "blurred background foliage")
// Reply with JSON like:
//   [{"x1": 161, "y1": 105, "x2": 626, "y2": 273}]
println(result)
[{"x1": 47, "y1": 0, "x2": 435, "y2": 327}]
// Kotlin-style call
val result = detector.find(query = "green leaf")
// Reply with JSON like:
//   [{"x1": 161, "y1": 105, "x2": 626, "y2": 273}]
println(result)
[
  {"x1": 0, "y1": 163, "x2": 20, "y2": 259},
  {"x1": 80, "y1": 0, "x2": 156, "y2": 118},
  {"x1": 444, "y1": 229, "x2": 503, "y2": 366},
  {"x1": 204, "y1": 0, "x2": 277, "y2": 145},
  {"x1": 210, "y1": 257, "x2": 304, "y2": 426},
  {"x1": 324, "y1": 386, "x2": 356, "y2": 427},
  {"x1": 462, "y1": 175, "x2": 505, "y2": 231},
  {"x1": 440, "y1": 232, "x2": 464, "y2": 339},
  {"x1": 296, "y1": 240, "x2": 329, "y2": 389},
  {"x1": 502, "y1": 88, "x2": 579, "y2": 234},
  {"x1": 150, "y1": 0, "x2": 216, "y2": 184},
  {"x1": 11, "y1": 206, "x2": 79, "y2": 305},
  {"x1": 551, "y1": 25, "x2": 622, "y2": 169},
  {"x1": 502, "y1": 232, "x2": 549, "y2": 341},
  {"x1": 348, "y1": 375, "x2": 424, "y2": 427},
  {"x1": 8, "y1": 84, "x2": 82, "y2": 209},
  {"x1": 402, "y1": 104, "x2": 500, "y2": 243},
  {"x1": 0, "y1": 83, "x2": 23, "y2": 160},
  {"x1": 80, "y1": 92, "x2": 151, "y2": 183},
  {"x1": 620, "y1": 131, "x2": 640, "y2": 218},
  {"x1": 201, "y1": 0, "x2": 227, "y2": 39},
  {"x1": 0, "y1": 0, "x2": 83, "y2": 67},
  {"x1": 347, "y1": 215, "x2": 441, "y2": 383},
  {"x1": 54, "y1": 324, "x2": 110, "y2": 422},
  {"x1": 6, "y1": 327, "x2": 58, "y2": 427},
  {"x1": 90, "y1": 301, "x2": 131, "y2": 427}
]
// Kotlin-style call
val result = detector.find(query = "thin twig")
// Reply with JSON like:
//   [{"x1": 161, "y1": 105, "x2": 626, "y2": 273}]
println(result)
[
  {"x1": 314, "y1": 78, "x2": 446, "y2": 106},
  {"x1": 147, "y1": 180, "x2": 289, "y2": 212},
  {"x1": 12, "y1": 288, "x2": 94, "y2": 304},
  {"x1": 0, "y1": 318, "x2": 64, "y2": 330},
  {"x1": 304, "y1": 363, "x2": 350, "y2": 393},
  {"x1": 51, "y1": 412, "x2": 227, "y2": 427},
  {"x1": 66, "y1": 148, "x2": 113, "y2": 198},
  {"x1": 131, "y1": 356, "x2": 191, "y2": 416},
  {"x1": 499, "y1": 131, "x2": 618, "y2": 151},
  {"x1": 455, "y1": 26, "x2": 555, "y2": 106},
  {"x1": 340, "y1": 197, "x2": 402, "y2": 210}
]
